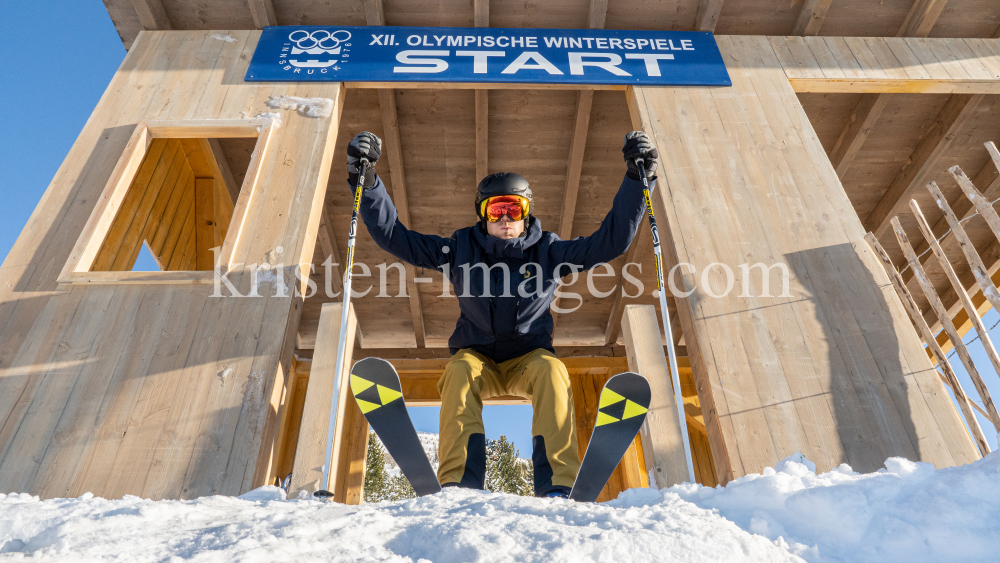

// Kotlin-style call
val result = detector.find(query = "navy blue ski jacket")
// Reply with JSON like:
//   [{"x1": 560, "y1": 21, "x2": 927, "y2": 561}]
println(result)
[{"x1": 356, "y1": 174, "x2": 651, "y2": 362}]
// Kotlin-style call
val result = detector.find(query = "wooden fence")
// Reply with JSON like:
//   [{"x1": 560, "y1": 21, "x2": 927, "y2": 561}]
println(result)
[{"x1": 866, "y1": 141, "x2": 1000, "y2": 457}]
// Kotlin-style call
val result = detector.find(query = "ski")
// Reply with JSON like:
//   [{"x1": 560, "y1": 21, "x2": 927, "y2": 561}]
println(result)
[
  {"x1": 349, "y1": 357, "x2": 442, "y2": 497},
  {"x1": 570, "y1": 372, "x2": 651, "y2": 502}
]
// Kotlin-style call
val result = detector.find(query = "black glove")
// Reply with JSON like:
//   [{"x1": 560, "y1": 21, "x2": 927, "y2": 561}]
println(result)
[
  {"x1": 347, "y1": 131, "x2": 382, "y2": 189},
  {"x1": 622, "y1": 131, "x2": 658, "y2": 181}
]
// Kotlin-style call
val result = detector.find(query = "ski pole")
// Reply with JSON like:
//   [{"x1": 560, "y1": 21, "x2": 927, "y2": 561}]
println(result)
[
  {"x1": 316, "y1": 158, "x2": 370, "y2": 498},
  {"x1": 636, "y1": 158, "x2": 696, "y2": 484}
]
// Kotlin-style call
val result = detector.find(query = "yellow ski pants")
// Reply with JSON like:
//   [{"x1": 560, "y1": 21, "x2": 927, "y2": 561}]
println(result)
[{"x1": 436, "y1": 348, "x2": 580, "y2": 492}]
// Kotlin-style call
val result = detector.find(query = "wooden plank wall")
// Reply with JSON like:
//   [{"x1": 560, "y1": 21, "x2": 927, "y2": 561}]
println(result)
[
  {"x1": 0, "y1": 30, "x2": 342, "y2": 500},
  {"x1": 629, "y1": 35, "x2": 979, "y2": 483}
]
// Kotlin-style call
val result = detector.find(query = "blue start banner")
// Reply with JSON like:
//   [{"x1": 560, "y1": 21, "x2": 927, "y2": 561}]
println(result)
[{"x1": 245, "y1": 26, "x2": 731, "y2": 86}]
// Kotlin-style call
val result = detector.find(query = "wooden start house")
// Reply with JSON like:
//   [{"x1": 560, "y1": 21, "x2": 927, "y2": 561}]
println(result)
[{"x1": 2, "y1": 0, "x2": 1000, "y2": 503}]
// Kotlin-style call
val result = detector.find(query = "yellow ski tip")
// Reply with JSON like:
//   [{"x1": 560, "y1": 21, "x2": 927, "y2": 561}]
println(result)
[
  {"x1": 599, "y1": 388, "x2": 625, "y2": 409},
  {"x1": 377, "y1": 384, "x2": 403, "y2": 406},
  {"x1": 622, "y1": 400, "x2": 648, "y2": 420},
  {"x1": 356, "y1": 398, "x2": 381, "y2": 414},
  {"x1": 350, "y1": 374, "x2": 374, "y2": 396},
  {"x1": 596, "y1": 411, "x2": 620, "y2": 427}
]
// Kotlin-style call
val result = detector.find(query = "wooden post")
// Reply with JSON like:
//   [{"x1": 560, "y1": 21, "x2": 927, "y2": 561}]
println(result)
[
  {"x1": 865, "y1": 233, "x2": 990, "y2": 456},
  {"x1": 951, "y1": 160, "x2": 1000, "y2": 250},
  {"x1": 621, "y1": 304, "x2": 690, "y2": 487},
  {"x1": 289, "y1": 302, "x2": 358, "y2": 497},
  {"x1": 890, "y1": 216, "x2": 1000, "y2": 432},
  {"x1": 926, "y1": 179, "x2": 1000, "y2": 335}
]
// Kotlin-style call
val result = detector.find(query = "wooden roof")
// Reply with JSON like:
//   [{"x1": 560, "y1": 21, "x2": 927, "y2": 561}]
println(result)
[{"x1": 106, "y1": 1, "x2": 1000, "y2": 353}]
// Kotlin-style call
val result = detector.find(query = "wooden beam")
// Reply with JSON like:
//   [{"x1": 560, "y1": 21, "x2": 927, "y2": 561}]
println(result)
[
  {"x1": 363, "y1": 0, "x2": 426, "y2": 348},
  {"x1": 622, "y1": 304, "x2": 691, "y2": 488},
  {"x1": 770, "y1": 37, "x2": 1000, "y2": 94},
  {"x1": 695, "y1": 0, "x2": 724, "y2": 32},
  {"x1": 289, "y1": 302, "x2": 358, "y2": 496},
  {"x1": 993, "y1": 23, "x2": 1000, "y2": 39},
  {"x1": 375, "y1": 89, "x2": 427, "y2": 347},
  {"x1": 474, "y1": 0, "x2": 489, "y2": 27},
  {"x1": 588, "y1": 0, "x2": 608, "y2": 29},
  {"x1": 897, "y1": 0, "x2": 948, "y2": 38},
  {"x1": 559, "y1": 92, "x2": 594, "y2": 241},
  {"x1": 246, "y1": 0, "x2": 277, "y2": 28},
  {"x1": 474, "y1": 0, "x2": 489, "y2": 182},
  {"x1": 475, "y1": 90, "x2": 488, "y2": 182},
  {"x1": 865, "y1": 94, "x2": 984, "y2": 236},
  {"x1": 791, "y1": 0, "x2": 833, "y2": 36},
  {"x1": 207, "y1": 139, "x2": 241, "y2": 204},
  {"x1": 603, "y1": 222, "x2": 651, "y2": 345},
  {"x1": 130, "y1": 0, "x2": 172, "y2": 30},
  {"x1": 828, "y1": 94, "x2": 890, "y2": 179},
  {"x1": 364, "y1": 0, "x2": 385, "y2": 26},
  {"x1": 316, "y1": 206, "x2": 344, "y2": 295}
]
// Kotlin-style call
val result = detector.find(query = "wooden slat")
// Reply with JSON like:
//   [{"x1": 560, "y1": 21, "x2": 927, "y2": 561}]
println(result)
[
  {"x1": 247, "y1": 0, "x2": 277, "y2": 28},
  {"x1": 865, "y1": 94, "x2": 984, "y2": 236},
  {"x1": 792, "y1": 0, "x2": 833, "y2": 36},
  {"x1": 376, "y1": 89, "x2": 427, "y2": 347},
  {"x1": 621, "y1": 304, "x2": 690, "y2": 487},
  {"x1": 927, "y1": 178, "x2": 1000, "y2": 325},
  {"x1": 927, "y1": 144, "x2": 1000, "y2": 243},
  {"x1": 912, "y1": 199, "x2": 1000, "y2": 420},
  {"x1": 474, "y1": 0, "x2": 489, "y2": 27},
  {"x1": 828, "y1": 93, "x2": 890, "y2": 179},
  {"x1": 289, "y1": 302, "x2": 358, "y2": 496},
  {"x1": 695, "y1": 0, "x2": 724, "y2": 32},
  {"x1": 897, "y1": 0, "x2": 948, "y2": 38},
  {"x1": 865, "y1": 233, "x2": 989, "y2": 455},
  {"x1": 603, "y1": 221, "x2": 650, "y2": 345},
  {"x1": 475, "y1": 89, "x2": 488, "y2": 182},
  {"x1": 474, "y1": 0, "x2": 489, "y2": 179},
  {"x1": 208, "y1": 139, "x2": 241, "y2": 204},
  {"x1": 130, "y1": 0, "x2": 172, "y2": 30},
  {"x1": 558, "y1": 91, "x2": 594, "y2": 241},
  {"x1": 316, "y1": 206, "x2": 344, "y2": 294},
  {"x1": 364, "y1": 0, "x2": 426, "y2": 348},
  {"x1": 194, "y1": 178, "x2": 215, "y2": 270},
  {"x1": 891, "y1": 216, "x2": 1000, "y2": 431}
]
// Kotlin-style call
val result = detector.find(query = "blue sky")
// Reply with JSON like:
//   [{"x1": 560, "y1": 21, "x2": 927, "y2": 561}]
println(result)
[{"x1": 1, "y1": 1, "x2": 997, "y2": 467}]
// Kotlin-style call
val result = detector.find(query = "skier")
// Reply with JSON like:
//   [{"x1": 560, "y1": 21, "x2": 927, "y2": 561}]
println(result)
[{"x1": 346, "y1": 130, "x2": 658, "y2": 498}]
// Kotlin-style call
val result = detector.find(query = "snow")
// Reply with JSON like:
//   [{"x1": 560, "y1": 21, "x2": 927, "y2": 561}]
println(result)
[
  {"x1": 266, "y1": 96, "x2": 335, "y2": 118},
  {"x1": 2, "y1": 452, "x2": 1000, "y2": 562},
  {"x1": 209, "y1": 33, "x2": 237, "y2": 43}
]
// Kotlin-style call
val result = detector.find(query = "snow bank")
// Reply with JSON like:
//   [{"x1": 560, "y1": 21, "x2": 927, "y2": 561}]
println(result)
[
  {"x1": 2, "y1": 452, "x2": 999, "y2": 562},
  {"x1": 669, "y1": 452, "x2": 1000, "y2": 562},
  {"x1": 0, "y1": 488, "x2": 794, "y2": 562}
]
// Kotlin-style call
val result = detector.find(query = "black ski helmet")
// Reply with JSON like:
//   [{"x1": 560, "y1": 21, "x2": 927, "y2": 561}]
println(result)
[{"x1": 474, "y1": 172, "x2": 533, "y2": 220}]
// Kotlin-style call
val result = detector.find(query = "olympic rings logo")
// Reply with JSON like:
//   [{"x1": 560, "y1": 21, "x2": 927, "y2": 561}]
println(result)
[{"x1": 288, "y1": 30, "x2": 351, "y2": 51}]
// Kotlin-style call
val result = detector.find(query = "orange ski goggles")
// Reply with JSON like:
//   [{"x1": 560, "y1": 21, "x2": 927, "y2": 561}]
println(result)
[{"x1": 480, "y1": 195, "x2": 530, "y2": 222}]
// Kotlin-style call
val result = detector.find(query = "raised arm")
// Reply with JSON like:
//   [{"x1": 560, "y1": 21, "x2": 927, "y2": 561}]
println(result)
[
  {"x1": 357, "y1": 173, "x2": 452, "y2": 271},
  {"x1": 548, "y1": 175, "x2": 648, "y2": 269},
  {"x1": 345, "y1": 131, "x2": 452, "y2": 271},
  {"x1": 549, "y1": 131, "x2": 659, "y2": 271}
]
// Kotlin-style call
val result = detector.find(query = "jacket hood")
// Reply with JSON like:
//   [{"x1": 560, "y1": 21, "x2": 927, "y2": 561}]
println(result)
[{"x1": 473, "y1": 216, "x2": 543, "y2": 259}]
